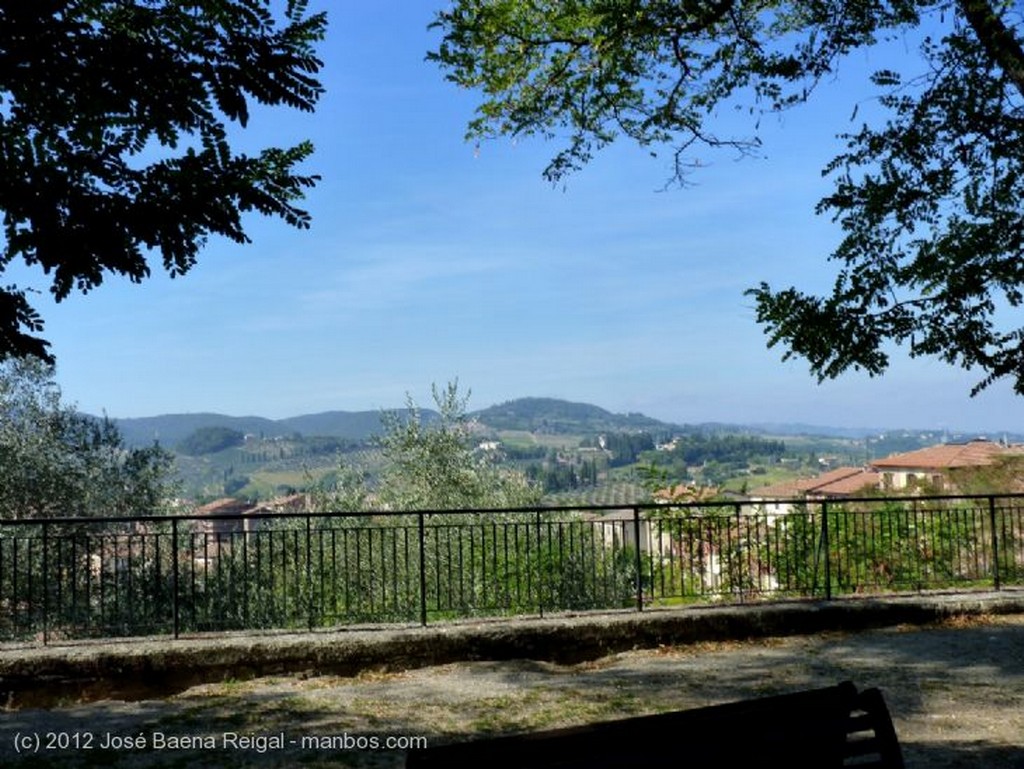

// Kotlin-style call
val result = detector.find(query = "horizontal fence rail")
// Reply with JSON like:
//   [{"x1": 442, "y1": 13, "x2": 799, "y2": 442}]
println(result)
[{"x1": 1, "y1": 494, "x2": 1023, "y2": 644}]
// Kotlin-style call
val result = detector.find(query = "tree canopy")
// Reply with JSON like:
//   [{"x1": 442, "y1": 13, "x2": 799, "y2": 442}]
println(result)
[
  {"x1": 0, "y1": 359, "x2": 177, "y2": 518},
  {"x1": 430, "y1": 1, "x2": 1024, "y2": 395},
  {"x1": 0, "y1": 0, "x2": 326, "y2": 362},
  {"x1": 312, "y1": 381, "x2": 541, "y2": 512},
  {"x1": 177, "y1": 425, "x2": 246, "y2": 456},
  {"x1": 374, "y1": 381, "x2": 541, "y2": 511}
]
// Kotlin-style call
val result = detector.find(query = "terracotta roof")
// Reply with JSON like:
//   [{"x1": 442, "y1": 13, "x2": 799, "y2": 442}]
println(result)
[
  {"x1": 870, "y1": 440, "x2": 1016, "y2": 470},
  {"x1": 249, "y1": 493, "x2": 309, "y2": 514},
  {"x1": 584, "y1": 508, "x2": 640, "y2": 522},
  {"x1": 194, "y1": 498, "x2": 251, "y2": 516},
  {"x1": 752, "y1": 466, "x2": 876, "y2": 498},
  {"x1": 814, "y1": 470, "x2": 882, "y2": 496},
  {"x1": 652, "y1": 484, "x2": 719, "y2": 503},
  {"x1": 804, "y1": 466, "x2": 871, "y2": 490},
  {"x1": 751, "y1": 479, "x2": 805, "y2": 498}
]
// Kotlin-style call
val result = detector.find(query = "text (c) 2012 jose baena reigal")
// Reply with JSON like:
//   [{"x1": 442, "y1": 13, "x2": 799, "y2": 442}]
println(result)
[{"x1": 102, "y1": 732, "x2": 287, "y2": 753}]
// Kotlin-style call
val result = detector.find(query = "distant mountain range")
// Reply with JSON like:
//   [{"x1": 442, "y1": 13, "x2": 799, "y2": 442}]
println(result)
[
  {"x1": 112, "y1": 410, "x2": 417, "y2": 448},
  {"x1": 107, "y1": 396, "x2": 1011, "y2": 449},
  {"x1": 111, "y1": 397, "x2": 680, "y2": 448}
]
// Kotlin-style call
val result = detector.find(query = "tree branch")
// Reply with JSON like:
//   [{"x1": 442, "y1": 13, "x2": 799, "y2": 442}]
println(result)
[
  {"x1": 677, "y1": 0, "x2": 737, "y2": 36},
  {"x1": 958, "y1": 0, "x2": 1024, "y2": 99}
]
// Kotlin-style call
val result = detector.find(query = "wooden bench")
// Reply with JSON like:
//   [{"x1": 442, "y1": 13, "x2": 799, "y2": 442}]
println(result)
[{"x1": 406, "y1": 681, "x2": 903, "y2": 768}]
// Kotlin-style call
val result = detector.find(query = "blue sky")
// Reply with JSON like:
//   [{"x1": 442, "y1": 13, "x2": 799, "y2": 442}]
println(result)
[{"x1": 13, "y1": 2, "x2": 1023, "y2": 433}]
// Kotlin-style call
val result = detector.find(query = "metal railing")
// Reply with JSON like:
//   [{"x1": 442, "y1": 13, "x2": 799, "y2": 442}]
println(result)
[{"x1": 1, "y1": 493, "x2": 1023, "y2": 644}]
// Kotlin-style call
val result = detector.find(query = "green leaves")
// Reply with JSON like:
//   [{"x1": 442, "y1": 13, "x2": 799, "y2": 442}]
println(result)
[
  {"x1": 757, "y1": 17, "x2": 1024, "y2": 395},
  {"x1": 0, "y1": 1, "x2": 327, "y2": 362},
  {"x1": 374, "y1": 380, "x2": 541, "y2": 512},
  {"x1": 433, "y1": 1, "x2": 1024, "y2": 396},
  {"x1": 0, "y1": 288, "x2": 51, "y2": 363},
  {"x1": 870, "y1": 69, "x2": 903, "y2": 87},
  {"x1": 0, "y1": 359, "x2": 177, "y2": 518},
  {"x1": 430, "y1": 1, "x2": 926, "y2": 184},
  {"x1": 310, "y1": 381, "x2": 541, "y2": 514},
  {"x1": 433, "y1": 1, "x2": 743, "y2": 182}
]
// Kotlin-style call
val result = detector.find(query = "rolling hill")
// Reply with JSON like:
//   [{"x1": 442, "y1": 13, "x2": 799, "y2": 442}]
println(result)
[
  {"x1": 109, "y1": 397, "x2": 1003, "y2": 452},
  {"x1": 112, "y1": 408, "x2": 437, "y2": 449},
  {"x1": 471, "y1": 397, "x2": 670, "y2": 434},
  {"x1": 111, "y1": 398, "x2": 677, "y2": 449}
]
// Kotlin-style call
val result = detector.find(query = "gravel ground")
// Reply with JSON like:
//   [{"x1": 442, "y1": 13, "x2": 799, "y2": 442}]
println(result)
[{"x1": 1, "y1": 613, "x2": 1023, "y2": 768}]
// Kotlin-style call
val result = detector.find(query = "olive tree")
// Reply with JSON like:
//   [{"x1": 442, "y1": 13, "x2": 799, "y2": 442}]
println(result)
[
  {"x1": 0, "y1": 359, "x2": 176, "y2": 518},
  {"x1": 375, "y1": 381, "x2": 541, "y2": 512}
]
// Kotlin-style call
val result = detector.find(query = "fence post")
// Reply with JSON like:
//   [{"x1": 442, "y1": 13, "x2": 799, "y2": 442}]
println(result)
[
  {"x1": 306, "y1": 514, "x2": 314, "y2": 632},
  {"x1": 633, "y1": 506, "x2": 644, "y2": 612},
  {"x1": 418, "y1": 512, "x2": 428, "y2": 627},
  {"x1": 821, "y1": 501, "x2": 832, "y2": 601},
  {"x1": 536, "y1": 509, "x2": 544, "y2": 619},
  {"x1": 989, "y1": 495, "x2": 1001, "y2": 591},
  {"x1": 171, "y1": 518, "x2": 180, "y2": 640},
  {"x1": 41, "y1": 522, "x2": 49, "y2": 646},
  {"x1": 734, "y1": 503, "x2": 745, "y2": 602}
]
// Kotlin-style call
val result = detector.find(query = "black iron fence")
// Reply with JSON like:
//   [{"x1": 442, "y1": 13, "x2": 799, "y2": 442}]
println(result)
[{"x1": 2, "y1": 493, "x2": 1023, "y2": 644}]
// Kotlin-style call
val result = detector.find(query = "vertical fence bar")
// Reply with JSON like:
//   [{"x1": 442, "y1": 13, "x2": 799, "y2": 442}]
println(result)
[
  {"x1": 418, "y1": 512, "x2": 428, "y2": 627},
  {"x1": 392, "y1": 524, "x2": 401, "y2": 617},
  {"x1": 14, "y1": 495, "x2": 1024, "y2": 645},
  {"x1": 0, "y1": 527, "x2": 5, "y2": 639},
  {"x1": 12, "y1": 537, "x2": 19, "y2": 637},
  {"x1": 989, "y1": 495, "x2": 1001, "y2": 591},
  {"x1": 41, "y1": 523, "x2": 49, "y2": 645},
  {"x1": 171, "y1": 517, "x2": 180, "y2": 640},
  {"x1": 735, "y1": 503, "x2": 745, "y2": 601},
  {"x1": 633, "y1": 506, "x2": 644, "y2": 612},
  {"x1": 306, "y1": 514, "x2": 314, "y2": 632},
  {"x1": 25, "y1": 537, "x2": 32, "y2": 638},
  {"x1": 821, "y1": 501, "x2": 832, "y2": 601},
  {"x1": 536, "y1": 509, "x2": 544, "y2": 618}
]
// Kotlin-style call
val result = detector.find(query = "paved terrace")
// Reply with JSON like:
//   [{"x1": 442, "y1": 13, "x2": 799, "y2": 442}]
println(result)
[
  {"x1": 1, "y1": 589, "x2": 1023, "y2": 768},
  {"x1": 2, "y1": 588, "x2": 1023, "y2": 707}
]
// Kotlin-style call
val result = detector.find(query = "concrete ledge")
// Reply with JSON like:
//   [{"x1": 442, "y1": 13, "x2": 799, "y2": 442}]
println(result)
[{"x1": 3, "y1": 589, "x2": 1023, "y2": 708}]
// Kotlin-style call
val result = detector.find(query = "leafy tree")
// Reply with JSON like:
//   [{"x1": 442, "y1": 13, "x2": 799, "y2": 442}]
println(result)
[
  {"x1": 376, "y1": 381, "x2": 541, "y2": 511},
  {"x1": 308, "y1": 381, "x2": 541, "y2": 512},
  {"x1": 430, "y1": 2, "x2": 1024, "y2": 395},
  {"x1": 307, "y1": 462, "x2": 373, "y2": 513},
  {"x1": 0, "y1": 359, "x2": 177, "y2": 517},
  {"x1": 603, "y1": 431, "x2": 655, "y2": 467},
  {"x1": 0, "y1": 1, "x2": 326, "y2": 362},
  {"x1": 662, "y1": 433, "x2": 787, "y2": 466},
  {"x1": 177, "y1": 426, "x2": 246, "y2": 456}
]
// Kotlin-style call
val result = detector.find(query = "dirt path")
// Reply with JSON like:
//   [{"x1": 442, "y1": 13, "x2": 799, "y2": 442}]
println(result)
[{"x1": 2, "y1": 613, "x2": 1023, "y2": 768}]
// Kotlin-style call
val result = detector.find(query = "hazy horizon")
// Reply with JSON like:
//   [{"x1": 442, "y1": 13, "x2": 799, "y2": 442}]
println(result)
[{"x1": 101, "y1": 394, "x2": 1008, "y2": 441}]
